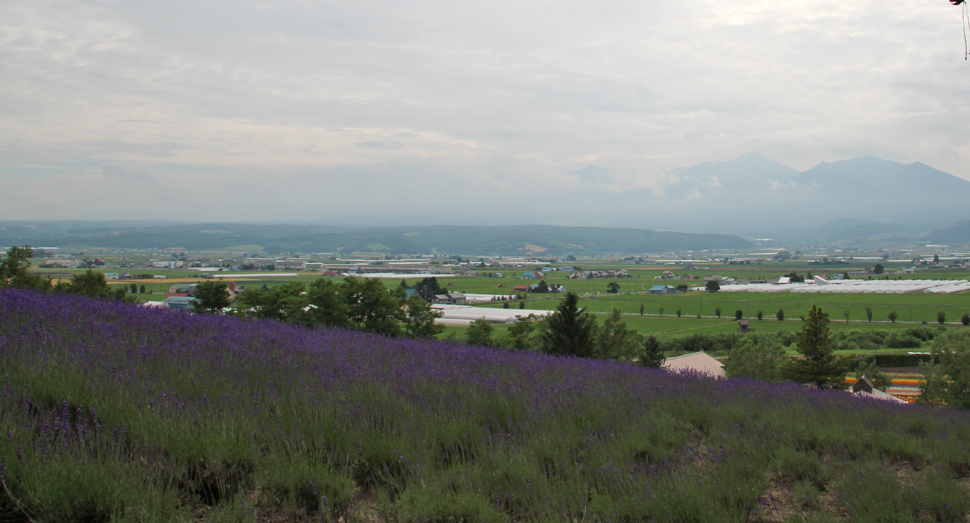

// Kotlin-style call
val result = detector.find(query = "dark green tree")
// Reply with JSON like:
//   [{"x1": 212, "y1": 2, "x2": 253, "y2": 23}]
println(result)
[
  {"x1": 415, "y1": 277, "x2": 444, "y2": 301},
  {"x1": 865, "y1": 307, "x2": 873, "y2": 323},
  {"x1": 192, "y1": 280, "x2": 231, "y2": 314},
  {"x1": 234, "y1": 281, "x2": 306, "y2": 322},
  {"x1": 756, "y1": 310, "x2": 763, "y2": 320},
  {"x1": 536, "y1": 279, "x2": 549, "y2": 293},
  {"x1": 540, "y1": 292, "x2": 597, "y2": 358},
  {"x1": 639, "y1": 304, "x2": 644, "y2": 316},
  {"x1": 938, "y1": 311, "x2": 947, "y2": 325},
  {"x1": 888, "y1": 311, "x2": 898, "y2": 324},
  {"x1": 519, "y1": 301, "x2": 525, "y2": 310},
  {"x1": 130, "y1": 283, "x2": 138, "y2": 294},
  {"x1": 404, "y1": 294, "x2": 444, "y2": 338},
  {"x1": 735, "y1": 309, "x2": 743, "y2": 321},
  {"x1": 466, "y1": 318, "x2": 494, "y2": 346},
  {"x1": 300, "y1": 278, "x2": 350, "y2": 328},
  {"x1": 606, "y1": 282, "x2": 620, "y2": 294},
  {"x1": 342, "y1": 277, "x2": 406, "y2": 337},
  {"x1": 503, "y1": 302, "x2": 509, "y2": 309},
  {"x1": 658, "y1": 307, "x2": 664, "y2": 317},
  {"x1": 963, "y1": 313, "x2": 970, "y2": 326},
  {"x1": 56, "y1": 270, "x2": 129, "y2": 301},
  {"x1": 780, "y1": 305, "x2": 850, "y2": 389},
  {"x1": 140, "y1": 284, "x2": 146, "y2": 294},
  {"x1": 705, "y1": 280, "x2": 720, "y2": 292},
  {"x1": 714, "y1": 306, "x2": 721, "y2": 319},
  {"x1": 873, "y1": 263, "x2": 884, "y2": 275},
  {"x1": 776, "y1": 309, "x2": 785, "y2": 321},
  {"x1": 640, "y1": 335, "x2": 665, "y2": 368},
  {"x1": 0, "y1": 246, "x2": 49, "y2": 292}
]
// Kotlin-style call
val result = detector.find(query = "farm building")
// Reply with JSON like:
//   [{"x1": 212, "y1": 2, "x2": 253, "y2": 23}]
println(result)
[
  {"x1": 851, "y1": 376, "x2": 908, "y2": 404},
  {"x1": 522, "y1": 273, "x2": 537, "y2": 279},
  {"x1": 433, "y1": 293, "x2": 468, "y2": 305},
  {"x1": 168, "y1": 284, "x2": 194, "y2": 295},
  {"x1": 431, "y1": 304, "x2": 554, "y2": 325},
  {"x1": 162, "y1": 296, "x2": 198, "y2": 311},
  {"x1": 649, "y1": 285, "x2": 677, "y2": 294},
  {"x1": 664, "y1": 352, "x2": 725, "y2": 378},
  {"x1": 513, "y1": 285, "x2": 530, "y2": 292}
]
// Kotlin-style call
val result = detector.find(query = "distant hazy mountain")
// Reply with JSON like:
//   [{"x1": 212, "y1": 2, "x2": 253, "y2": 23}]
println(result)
[
  {"x1": 633, "y1": 154, "x2": 970, "y2": 238},
  {"x1": 0, "y1": 223, "x2": 751, "y2": 255},
  {"x1": 925, "y1": 220, "x2": 970, "y2": 246}
]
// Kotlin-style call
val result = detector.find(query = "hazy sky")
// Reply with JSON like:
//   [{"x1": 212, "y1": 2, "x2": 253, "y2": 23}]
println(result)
[{"x1": 2, "y1": 0, "x2": 969, "y2": 223}]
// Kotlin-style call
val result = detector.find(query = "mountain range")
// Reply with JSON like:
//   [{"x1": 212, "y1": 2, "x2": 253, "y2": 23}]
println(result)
[
  {"x1": 0, "y1": 223, "x2": 752, "y2": 255},
  {"x1": 594, "y1": 153, "x2": 970, "y2": 239}
]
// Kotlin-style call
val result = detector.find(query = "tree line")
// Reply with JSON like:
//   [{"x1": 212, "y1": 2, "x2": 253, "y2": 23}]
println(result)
[
  {"x1": 1, "y1": 246, "x2": 130, "y2": 301},
  {"x1": 226, "y1": 277, "x2": 444, "y2": 339}
]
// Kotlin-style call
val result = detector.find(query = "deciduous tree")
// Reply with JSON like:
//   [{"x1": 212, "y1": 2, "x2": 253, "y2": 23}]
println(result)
[
  {"x1": 0, "y1": 246, "x2": 49, "y2": 292},
  {"x1": 596, "y1": 308, "x2": 641, "y2": 360},
  {"x1": 466, "y1": 318, "x2": 494, "y2": 346},
  {"x1": 56, "y1": 269, "x2": 129, "y2": 301},
  {"x1": 405, "y1": 294, "x2": 444, "y2": 339},
  {"x1": 919, "y1": 330, "x2": 970, "y2": 408},
  {"x1": 192, "y1": 280, "x2": 231, "y2": 314},
  {"x1": 725, "y1": 337, "x2": 786, "y2": 382}
]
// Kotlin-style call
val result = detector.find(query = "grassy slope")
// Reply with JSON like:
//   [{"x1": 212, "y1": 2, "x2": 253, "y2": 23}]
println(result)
[{"x1": 3, "y1": 290, "x2": 970, "y2": 522}]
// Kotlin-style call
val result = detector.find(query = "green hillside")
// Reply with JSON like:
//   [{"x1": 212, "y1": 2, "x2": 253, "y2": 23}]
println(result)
[{"x1": 0, "y1": 223, "x2": 753, "y2": 254}]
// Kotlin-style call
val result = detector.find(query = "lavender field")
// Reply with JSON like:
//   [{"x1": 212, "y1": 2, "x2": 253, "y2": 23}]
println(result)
[{"x1": 1, "y1": 290, "x2": 970, "y2": 522}]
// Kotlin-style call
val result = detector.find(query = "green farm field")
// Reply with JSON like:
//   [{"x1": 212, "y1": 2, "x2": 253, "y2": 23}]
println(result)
[
  {"x1": 437, "y1": 314, "x2": 931, "y2": 344},
  {"x1": 498, "y1": 290, "x2": 970, "y2": 325}
]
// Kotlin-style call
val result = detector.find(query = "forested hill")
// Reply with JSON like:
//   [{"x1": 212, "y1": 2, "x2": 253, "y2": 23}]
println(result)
[{"x1": 0, "y1": 223, "x2": 752, "y2": 255}]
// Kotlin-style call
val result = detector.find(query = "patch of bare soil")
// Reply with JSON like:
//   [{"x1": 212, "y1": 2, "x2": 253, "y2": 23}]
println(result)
[{"x1": 750, "y1": 471, "x2": 848, "y2": 523}]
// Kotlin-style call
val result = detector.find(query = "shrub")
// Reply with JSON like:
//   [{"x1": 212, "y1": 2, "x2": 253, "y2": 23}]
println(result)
[
  {"x1": 734, "y1": 309, "x2": 743, "y2": 321},
  {"x1": 885, "y1": 333, "x2": 923, "y2": 349},
  {"x1": 904, "y1": 327, "x2": 936, "y2": 342},
  {"x1": 963, "y1": 313, "x2": 969, "y2": 327},
  {"x1": 756, "y1": 310, "x2": 763, "y2": 320},
  {"x1": 938, "y1": 311, "x2": 946, "y2": 325},
  {"x1": 776, "y1": 309, "x2": 785, "y2": 321}
]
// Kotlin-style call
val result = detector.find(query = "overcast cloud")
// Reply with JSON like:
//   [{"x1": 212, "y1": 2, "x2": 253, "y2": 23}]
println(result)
[{"x1": 1, "y1": 0, "x2": 968, "y2": 222}]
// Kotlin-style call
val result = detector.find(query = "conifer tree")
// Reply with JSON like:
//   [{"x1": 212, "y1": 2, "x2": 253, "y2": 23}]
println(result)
[
  {"x1": 540, "y1": 292, "x2": 597, "y2": 358},
  {"x1": 780, "y1": 304, "x2": 850, "y2": 389}
]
